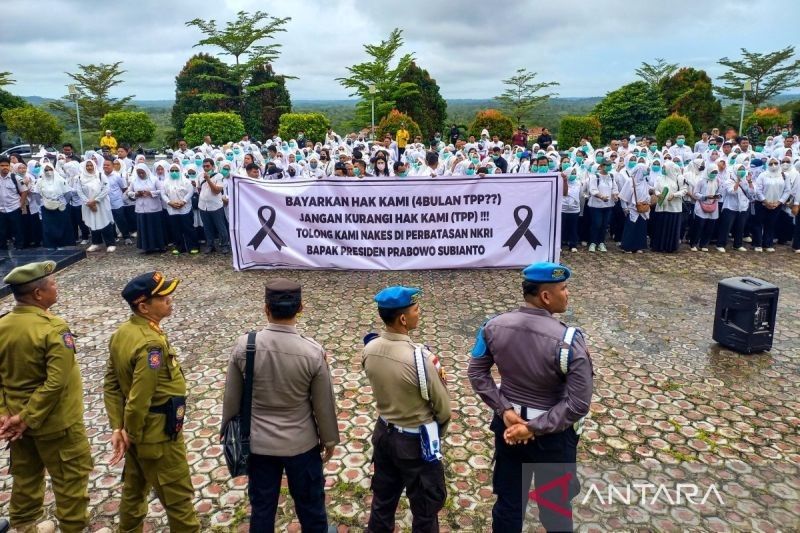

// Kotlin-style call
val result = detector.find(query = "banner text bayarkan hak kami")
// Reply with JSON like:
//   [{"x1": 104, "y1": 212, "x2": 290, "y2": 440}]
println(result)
[{"x1": 284, "y1": 194, "x2": 502, "y2": 208}]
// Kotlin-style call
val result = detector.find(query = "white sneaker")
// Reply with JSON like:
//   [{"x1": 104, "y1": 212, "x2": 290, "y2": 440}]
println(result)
[
  {"x1": 86, "y1": 244, "x2": 100, "y2": 252},
  {"x1": 124, "y1": 238, "x2": 133, "y2": 245},
  {"x1": 570, "y1": 247, "x2": 578, "y2": 253},
  {"x1": 743, "y1": 236, "x2": 752, "y2": 243},
  {"x1": 690, "y1": 246, "x2": 698, "y2": 252},
  {"x1": 754, "y1": 247, "x2": 763, "y2": 252},
  {"x1": 588, "y1": 244, "x2": 596, "y2": 252},
  {"x1": 598, "y1": 243, "x2": 607, "y2": 252},
  {"x1": 581, "y1": 241, "x2": 588, "y2": 247},
  {"x1": 701, "y1": 247, "x2": 709, "y2": 252},
  {"x1": 766, "y1": 247, "x2": 776, "y2": 252},
  {"x1": 795, "y1": 249, "x2": 800, "y2": 254},
  {"x1": 716, "y1": 247, "x2": 726, "y2": 253},
  {"x1": 79, "y1": 239, "x2": 89, "y2": 245},
  {"x1": 736, "y1": 247, "x2": 747, "y2": 252},
  {"x1": 106, "y1": 246, "x2": 116, "y2": 253}
]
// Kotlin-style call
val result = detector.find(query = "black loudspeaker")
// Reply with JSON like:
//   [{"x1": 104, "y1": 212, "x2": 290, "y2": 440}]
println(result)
[{"x1": 713, "y1": 277, "x2": 779, "y2": 354}]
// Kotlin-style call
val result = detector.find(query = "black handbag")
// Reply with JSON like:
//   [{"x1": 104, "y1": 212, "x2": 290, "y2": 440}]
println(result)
[{"x1": 222, "y1": 331, "x2": 256, "y2": 477}]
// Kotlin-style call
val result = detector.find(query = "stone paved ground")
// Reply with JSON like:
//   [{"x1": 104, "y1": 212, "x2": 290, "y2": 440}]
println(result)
[{"x1": 1, "y1": 244, "x2": 799, "y2": 532}]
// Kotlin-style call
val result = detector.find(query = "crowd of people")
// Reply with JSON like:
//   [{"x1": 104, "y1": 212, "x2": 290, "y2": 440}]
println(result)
[{"x1": 1, "y1": 124, "x2": 799, "y2": 257}]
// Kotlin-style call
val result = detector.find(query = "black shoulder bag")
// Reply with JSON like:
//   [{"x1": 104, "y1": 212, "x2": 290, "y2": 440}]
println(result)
[{"x1": 222, "y1": 331, "x2": 256, "y2": 477}]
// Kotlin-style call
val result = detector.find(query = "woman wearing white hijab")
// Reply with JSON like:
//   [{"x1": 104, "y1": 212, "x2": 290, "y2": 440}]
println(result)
[
  {"x1": 34, "y1": 162, "x2": 74, "y2": 249},
  {"x1": 21, "y1": 161, "x2": 43, "y2": 247},
  {"x1": 751, "y1": 156, "x2": 791, "y2": 252},
  {"x1": 162, "y1": 163, "x2": 199, "y2": 255},
  {"x1": 128, "y1": 162, "x2": 166, "y2": 253},
  {"x1": 689, "y1": 165, "x2": 722, "y2": 251},
  {"x1": 618, "y1": 163, "x2": 653, "y2": 253},
  {"x1": 76, "y1": 160, "x2": 116, "y2": 252},
  {"x1": 715, "y1": 162, "x2": 755, "y2": 252},
  {"x1": 651, "y1": 159, "x2": 688, "y2": 253},
  {"x1": 62, "y1": 160, "x2": 89, "y2": 244}
]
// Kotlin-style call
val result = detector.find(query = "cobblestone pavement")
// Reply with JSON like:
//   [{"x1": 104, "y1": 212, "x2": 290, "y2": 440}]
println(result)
[{"x1": 1, "y1": 244, "x2": 799, "y2": 532}]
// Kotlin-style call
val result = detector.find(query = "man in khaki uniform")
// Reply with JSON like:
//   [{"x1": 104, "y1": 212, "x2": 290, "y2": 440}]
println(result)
[
  {"x1": 0, "y1": 261, "x2": 92, "y2": 533},
  {"x1": 221, "y1": 278, "x2": 339, "y2": 532},
  {"x1": 363, "y1": 286, "x2": 451, "y2": 532},
  {"x1": 104, "y1": 271, "x2": 200, "y2": 533}
]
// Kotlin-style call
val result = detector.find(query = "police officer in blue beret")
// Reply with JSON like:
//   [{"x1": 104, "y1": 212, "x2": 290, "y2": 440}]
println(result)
[
  {"x1": 468, "y1": 262, "x2": 594, "y2": 532},
  {"x1": 363, "y1": 286, "x2": 451, "y2": 532}
]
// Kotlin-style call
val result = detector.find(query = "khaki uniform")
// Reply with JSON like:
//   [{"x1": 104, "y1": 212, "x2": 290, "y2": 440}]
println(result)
[
  {"x1": 104, "y1": 314, "x2": 200, "y2": 533},
  {"x1": 0, "y1": 305, "x2": 92, "y2": 533}
]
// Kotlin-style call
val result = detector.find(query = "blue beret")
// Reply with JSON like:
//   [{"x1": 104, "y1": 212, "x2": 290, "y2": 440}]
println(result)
[
  {"x1": 522, "y1": 262, "x2": 571, "y2": 283},
  {"x1": 374, "y1": 286, "x2": 421, "y2": 309}
]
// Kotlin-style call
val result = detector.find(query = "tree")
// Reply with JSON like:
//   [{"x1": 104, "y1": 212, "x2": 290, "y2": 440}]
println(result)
[
  {"x1": 468, "y1": 109, "x2": 514, "y2": 142},
  {"x1": 494, "y1": 68, "x2": 559, "y2": 127},
  {"x1": 336, "y1": 28, "x2": 419, "y2": 132},
  {"x1": 742, "y1": 108, "x2": 789, "y2": 135},
  {"x1": 659, "y1": 68, "x2": 722, "y2": 134},
  {"x1": 558, "y1": 116, "x2": 602, "y2": 149},
  {"x1": 395, "y1": 62, "x2": 446, "y2": 140},
  {"x1": 278, "y1": 113, "x2": 330, "y2": 144},
  {"x1": 2, "y1": 107, "x2": 63, "y2": 148},
  {"x1": 0, "y1": 72, "x2": 15, "y2": 89},
  {"x1": 592, "y1": 81, "x2": 667, "y2": 142},
  {"x1": 243, "y1": 63, "x2": 291, "y2": 140},
  {"x1": 49, "y1": 62, "x2": 134, "y2": 133},
  {"x1": 716, "y1": 46, "x2": 800, "y2": 108},
  {"x1": 186, "y1": 10, "x2": 291, "y2": 115},
  {"x1": 0, "y1": 89, "x2": 30, "y2": 149},
  {"x1": 182, "y1": 112, "x2": 245, "y2": 146},
  {"x1": 655, "y1": 114, "x2": 695, "y2": 146},
  {"x1": 376, "y1": 109, "x2": 422, "y2": 141},
  {"x1": 635, "y1": 58, "x2": 679, "y2": 87},
  {"x1": 100, "y1": 111, "x2": 156, "y2": 146},
  {"x1": 172, "y1": 53, "x2": 238, "y2": 131}
]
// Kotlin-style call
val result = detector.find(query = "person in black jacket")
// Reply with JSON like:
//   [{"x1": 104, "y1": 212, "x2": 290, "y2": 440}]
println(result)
[
  {"x1": 491, "y1": 147, "x2": 508, "y2": 173},
  {"x1": 536, "y1": 128, "x2": 553, "y2": 150}
]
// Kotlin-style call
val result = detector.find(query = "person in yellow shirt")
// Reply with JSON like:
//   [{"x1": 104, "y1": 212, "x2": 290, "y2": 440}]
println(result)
[
  {"x1": 100, "y1": 130, "x2": 117, "y2": 152},
  {"x1": 396, "y1": 123, "x2": 410, "y2": 156}
]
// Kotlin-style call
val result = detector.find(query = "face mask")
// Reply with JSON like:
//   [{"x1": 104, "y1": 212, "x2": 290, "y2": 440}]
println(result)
[
  {"x1": 677, "y1": 139, "x2": 685, "y2": 146},
  {"x1": 709, "y1": 172, "x2": 718, "y2": 180},
  {"x1": 310, "y1": 162, "x2": 318, "y2": 169},
  {"x1": 353, "y1": 168, "x2": 361, "y2": 176},
  {"x1": 595, "y1": 156, "x2": 604, "y2": 163},
  {"x1": 233, "y1": 149, "x2": 241, "y2": 155},
  {"x1": 575, "y1": 156, "x2": 584, "y2": 164},
  {"x1": 537, "y1": 165, "x2": 549, "y2": 173},
  {"x1": 195, "y1": 159, "x2": 202, "y2": 165},
  {"x1": 32, "y1": 167, "x2": 41, "y2": 176},
  {"x1": 296, "y1": 153, "x2": 304, "y2": 162},
  {"x1": 181, "y1": 160, "x2": 190, "y2": 166},
  {"x1": 755, "y1": 146, "x2": 763, "y2": 152},
  {"x1": 491, "y1": 154, "x2": 499, "y2": 160},
  {"x1": 709, "y1": 145, "x2": 717, "y2": 151},
  {"x1": 781, "y1": 162, "x2": 791, "y2": 171},
  {"x1": 548, "y1": 161, "x2": 556, "y2": 170},
  {"x1": 568, "y1": 174, "x2": 577, "y2": 182},
  {"x1": 443, "y1": 153, "x2": 451, "y2": 159},
  {"x1": 226, "y1": 154, "x2": 234, "y2": 161},
  {"x1": 471, "y1": 157, "x2": 479, "y2": 164},
  {"x1": 221, "y1": 168, "x2": 230, "y2": 177},
  {"x1": 169, "y1": 171, "x2": 180, "y2": 179},
  {"x1": 736, "y1": 169, "x2": 746, "y2": 178},
  {"x1": 44, "y1": 170, "x2": 54, "y2": 178},
  {"x1": 561, "y1": 162, "x2": 571, "y2": 171},
  {"x1": 188, "y1": 173, "x2": 196, "y2": 179},
  {"x1": 398, "y1": 171, "x2": 408, "y2": 177},
  {"x1": 465, "y1": 168, "x2": 476, "y2": 176},
  {"x1": 651, "y1": 165, "x2": 662, "y2": 174},
  {"x1": 782, "y1": 131, "x2": 789, "y2": 138},
  {"x1": 649, "y1": 145, "x2": 657, "y2": 152}
]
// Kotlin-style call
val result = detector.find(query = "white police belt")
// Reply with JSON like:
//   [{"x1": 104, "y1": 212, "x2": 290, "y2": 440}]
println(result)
[
  {"x1": 379, "y1": 416, "x2": 420, "y2": 434},
  {"x1": 510, "y1": 402, "x2": 586, "y2": 436}
]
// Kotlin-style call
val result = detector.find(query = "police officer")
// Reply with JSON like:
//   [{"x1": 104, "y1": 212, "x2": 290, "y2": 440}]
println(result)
[
  {"x1": 221, "y1": 278, "x2": 340, "y2": 532},
  {"x1": 468, "y1": 262, "x2": 593, "y2": 533},
  {"x1": 103, "y1": 271, "x2": 200, "y2": 532},
  {"x1": 363, "y1": 286, "x2": 451, "y2": 532},
  {"x1": 0, "y1": 261, "x2": 92, "y2": 533}
]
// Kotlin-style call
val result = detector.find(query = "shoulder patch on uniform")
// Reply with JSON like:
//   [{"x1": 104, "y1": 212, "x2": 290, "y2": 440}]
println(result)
[
  {"x1": 147, "y1": 348, "x2": 163, "y2": 369},
  {"x1": 470, "y1": 315, "x2": 497, "y2": 358},
  {"x1": 62, "y1": 332, "x2": 76, "y2": 350}
]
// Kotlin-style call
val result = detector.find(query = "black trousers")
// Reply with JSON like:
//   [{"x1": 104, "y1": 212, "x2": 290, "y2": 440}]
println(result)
[
  {"x1": 168, "y1": 212, "x2": 199, "y2": 252},
  {"x1": 752, "y1": 203, "x2": 781, "y2": 248},
  {"x1": 111, "y1": 207, "x2": 130, "y2": 238},
  {"x1": 91, "y1": 222, "x2": 117, "y2": 246},
  {"x1": 716, "y1": 209, "x2": 748, "y2": 248},
  {"x1": 247, "y1": 447, "x2": 328, "y2": 533},
  {"x1": 367, "y1": 420, "x2": 446, "y2": 533},
  {"x1": 0, "y1": 208, "x2": 25, "y2": 251},
  {"x1": 69, "y1": 204, "x2": 90, "y2": 241},
  {"x1": 491, "y1": 415, "x2": 580, "y2": 533},
  {"x1": 561, "y1": 212, "x2": 579, "y2": 248}
]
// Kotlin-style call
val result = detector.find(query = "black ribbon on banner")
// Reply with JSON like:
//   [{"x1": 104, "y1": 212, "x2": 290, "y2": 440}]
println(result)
[
  {"x1": 247, "y1": 205, "x2": 286, "y2": 251},
  {"x1": 503, "y1": 205, "x2": 541, "y2": 251}
]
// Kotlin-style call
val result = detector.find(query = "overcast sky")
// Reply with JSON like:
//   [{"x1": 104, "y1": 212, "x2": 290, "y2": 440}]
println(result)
[{"x1": 1, "y1": 0, "x2": 797, "y2": 101}]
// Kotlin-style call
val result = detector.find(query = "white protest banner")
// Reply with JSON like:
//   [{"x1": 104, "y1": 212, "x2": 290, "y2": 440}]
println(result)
[{"x1": 229, "y1": 174, "x2": 562, "y2": 271}]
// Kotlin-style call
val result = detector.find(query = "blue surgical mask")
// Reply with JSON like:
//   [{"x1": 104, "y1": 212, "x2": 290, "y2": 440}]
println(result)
[
  {"x1": 548, "y1": 160, "x2": 556, "y2": 170},
  {"x1": 353, "y1": 168, "x2": 361, "y2": 176},
  {"x1": 561, "y1": 162, "x2": 570, "y2": 171},
  {"x1": 169, "y1": 171, "x2": 181, "y2": 179},
  {"x1": 194, "y1": 159, "x2": 202, "y2": 165},
  {"x1": 465, "y1": 168, "x2": 476, "y2": 175},
  {"x1": 736, "y1": 169, "x2": 746, "y2": 178},
  {"x1": 651, "y1": 165, "x2": 661, "y2": 173},
  {"x1": 221, "y1": 168, "x2": 230, "y2": 177},
  {"x1": 226, "y1": 154, "x2": 234, "y2": 161},
  {"x1": 32, "y1": 167, "x2": 41, "y2": 176},
  {"x1": 627, "y1": 161, "x2": 636, "y2": 169},
  {"x1": 537, "y1": 165, "x2": 549, "y2": 173},
  {"x1": 181, "y1": 160, "x2": 189, "y2": 166},
  {"x1": 471, "y1": 157, "x2": 479, "y2": 164},
  {"x1": 575, "y1": 156, "x2": 584, "y2": 164},
  {"x1": 398, "y1": 171, "x2": 408, "y2": 177},
  {"x1": 568, "y1": 173, "x2": 577, "y2": 182},
  {"x1": 233, "y1": 149, "x2": 241, "y2": 155},
  {"x1": 677, "y1": 139, "x2": 685, "y2": 146}
]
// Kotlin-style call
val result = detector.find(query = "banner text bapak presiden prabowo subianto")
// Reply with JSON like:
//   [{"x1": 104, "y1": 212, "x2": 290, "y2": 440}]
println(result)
[{"x1": 229, "y1": 174, "x2": 562, "y2": 271}]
